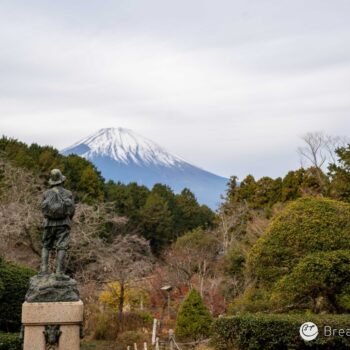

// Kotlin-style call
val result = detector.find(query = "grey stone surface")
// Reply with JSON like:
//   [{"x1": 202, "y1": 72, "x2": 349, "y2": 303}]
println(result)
[{"x1": 25, "y1": 274, "x2": 80, "y2": 303}]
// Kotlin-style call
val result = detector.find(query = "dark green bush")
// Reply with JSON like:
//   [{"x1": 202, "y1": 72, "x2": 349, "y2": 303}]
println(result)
[
  {"x1": 212, "y1": 313, "x2": 350, "y2": 350},
  {"x1": 0, "y1": 333, "x2": 21, "y2": 350},
  {"x1": 273, "y1": 250, "x2": 350, "y2": 313},
  {"x1": 248, "y1": 197, "x2": 350, "y2": 286},
  {"x1": 175, "y1": 289, "x2": 213, "y2": 341},
  {"x1": 0, "y1": 259, "x2": 35, "y2": 332}
]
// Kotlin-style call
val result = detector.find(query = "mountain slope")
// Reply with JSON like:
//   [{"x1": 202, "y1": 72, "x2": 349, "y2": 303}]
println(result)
[{"x1": 62, "y1": 128, "x2": 228, "y2": 209}]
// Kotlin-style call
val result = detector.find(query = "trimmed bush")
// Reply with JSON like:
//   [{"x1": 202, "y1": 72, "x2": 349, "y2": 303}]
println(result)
[
  {"x1": 0, "y1": 259, "x2": 35, "y2": 332},
  {"x1": 0, "y1": 333, "x2": 21, "y2": 350},
  {"x1": 248, "y1": 197, "x2": 350, "y2": 286},
  {"x1": 212, "y1": 313, "x2": 350, "y2": 350},
  {"x1": 273, "y1": 250, "x2": 350, "y2": 313},
  {"x1": 175, "y1": 289, "x2": 213, "y2": 341}
]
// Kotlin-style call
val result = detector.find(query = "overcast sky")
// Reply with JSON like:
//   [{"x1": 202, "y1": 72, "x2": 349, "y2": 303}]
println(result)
[{"x1": 1, "y1": 0, "x2": 349, "y2": 179}]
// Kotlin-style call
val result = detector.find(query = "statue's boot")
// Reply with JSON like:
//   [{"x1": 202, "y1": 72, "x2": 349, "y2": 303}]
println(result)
[
  {"x1": 55, "y1": 249, "x2": 69, "y2": 280},
  {"x1": 39, "y1": 247, "x2": 49, "y2": 276}
]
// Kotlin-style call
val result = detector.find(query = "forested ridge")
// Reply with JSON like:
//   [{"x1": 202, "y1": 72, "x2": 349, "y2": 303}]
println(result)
[{"x1": 0, "y1": 136, "x2": 215, "y2": 253}]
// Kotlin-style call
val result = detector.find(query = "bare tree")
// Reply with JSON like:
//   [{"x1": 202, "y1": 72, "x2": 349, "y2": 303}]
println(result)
[
  {"x1": 66, "y1": 203, "x2": 127, "y2": 283},
  {"x1": 324, "y1": 134, "x2": 350, "y2": 164},
  {"x1": 218, "y1": 201, "x2": 250, "y2": 254},
  {"x1": 0, "y1": 158, "x2": 42, "y2": 266},
  {"x1": 298, "y1": 132, "x2": 349, "y2": 170},
  {"x1": 165, "y1": 228, "x2": 220, "y2": 297},
  {"x1": 298, "y1": 132, "x2": 328, "y2": 170},
  {"x1": 96, "y1": 234, "x2": 153, "y2": 322},
  {"x1": 298, "y1": 132, "x2": 349, "y2": 190}
]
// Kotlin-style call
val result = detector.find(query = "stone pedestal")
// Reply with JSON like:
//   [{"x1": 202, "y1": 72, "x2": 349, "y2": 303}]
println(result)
[{"x1": 22, "y1": 300, "x2": 83, "y2": 350}]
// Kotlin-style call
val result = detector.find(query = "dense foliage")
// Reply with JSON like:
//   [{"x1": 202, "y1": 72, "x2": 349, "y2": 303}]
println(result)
[
  {"x1": 227, "y1": 197, "x2": 350, "y2": 313},
  {"x1": 0, "y1": 333, "x2": 21, "y2": 350},
  {"x1": 0, "y1": 258, "x2": 35, "y2": 332},
  {"x1": 329, "y1": 145, "x2": 350, "y2": 202},
  {"x1": 105, "y1": 183, "x2": 216, "y2": 252},
  {"x1": 0, "y1": 137, "x2": 104, "y2": 203},
  {"x1": 226, "y1": 167, "x2": 326, "y2": 212},
  {"x1": 212, "y1": 313, "x2": 350, "y2": 350},
  {"x1": 273, "y1": 250, "x2": 350, "y2": 313},
  {"x1": 248, "y1": 197, "x2": 350, "y2": 286},
  {"x1": 175, "y1": 289, "x2": 213, "y2": 341}
]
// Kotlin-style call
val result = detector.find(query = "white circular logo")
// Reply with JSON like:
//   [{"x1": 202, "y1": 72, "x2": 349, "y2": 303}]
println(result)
[{"x1": 300, "y1": 322, "x2": 318, "y2": 341}]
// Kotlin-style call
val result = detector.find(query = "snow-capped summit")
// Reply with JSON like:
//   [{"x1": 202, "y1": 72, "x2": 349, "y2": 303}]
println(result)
[
  {"x1": 62, "y1": 127, "x2": 228, "y2": 209},
  {"x1": 63, "y1": 127, "x2": 184, "y2": 167}
]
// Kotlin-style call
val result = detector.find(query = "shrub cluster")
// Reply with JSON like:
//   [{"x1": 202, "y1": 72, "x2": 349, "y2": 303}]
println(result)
[
  {"x1": 0, "y1": 258, "x2": 35, "y2": 332},
  {"x1": 0, "y1": 333, "x2": 21, "y2": 350},
  {"x1": 233, "y1": 197, "x2": 350, "y2": 313},
  {"x1": 248, "y1": 197, "x2": 350, "y2": 286},
  {"x1": 212, "y1": 313, "x2": 350, "y2": 350}
]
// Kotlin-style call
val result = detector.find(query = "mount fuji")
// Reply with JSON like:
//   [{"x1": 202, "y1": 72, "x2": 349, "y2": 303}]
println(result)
[{"x1": 62, "y1": 128, "x2": 228, "y2": 209}]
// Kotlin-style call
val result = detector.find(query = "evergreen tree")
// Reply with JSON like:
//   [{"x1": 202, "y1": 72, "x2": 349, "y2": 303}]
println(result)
[
  {"x1": 329, "y1": 145, "x2": 350, "y2": 202},
  {"x1": 175, "y1": 188, "x2": 202, "y2": 233},
  {"x1": 254, "y1": 176, "x2": 282, "y2": 208},
  {"x1": 175, "y1": 289, "x2": 213, "y2": 341},
  {"x1": 281, "y1": 169, "x2": 305, "y2": 201},
  {"x1": 226, "y1": 175, "x2": 239, "y2": 202},
  {"x1": 139, "y1": 193, "x2": 174, "y2": 253},
  {"x1": 78, "y1": 166, "x2": 104, "y2": 202},
  {"x1": 237, "y1": 175, "x2": 256, "y2": 203}
]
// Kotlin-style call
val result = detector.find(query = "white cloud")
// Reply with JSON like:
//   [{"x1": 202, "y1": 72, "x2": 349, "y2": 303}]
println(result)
[{"x1": 0, "y1": 0, "x2": 349, "y2": 179}]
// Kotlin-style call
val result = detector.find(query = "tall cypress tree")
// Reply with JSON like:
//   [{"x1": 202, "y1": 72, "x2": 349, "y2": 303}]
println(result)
[{"x1": 175, "y1": 289, "x2": 213, "y2": 341}]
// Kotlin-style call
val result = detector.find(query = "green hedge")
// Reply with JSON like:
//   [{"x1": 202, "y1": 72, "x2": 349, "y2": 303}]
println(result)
[
  {"x1": 212, "y1": 313, "x2": 350, "y2": 350},
  {"x1": 0, "y1": 258, "x2": 35, "y2": 332},
  {"x1": 0, "y1": 333, "x2": 21, "y2": 350}
]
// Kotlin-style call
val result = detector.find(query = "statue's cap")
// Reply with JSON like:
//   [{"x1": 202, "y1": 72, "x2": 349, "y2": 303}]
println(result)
[{"x1": 48, "y1": 169, "x2": 66, "y2": 186}]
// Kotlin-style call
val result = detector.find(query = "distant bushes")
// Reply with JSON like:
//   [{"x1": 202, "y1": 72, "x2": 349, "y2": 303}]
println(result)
[
  {"x1": 0, "y1": 333, "x2": 21, "y2": 350},
  {"x1": 0, "y1": 258, "x2": 35, "y2": 332},
  {"x1": 212, "y1": 313, "x2": 350, "y2": 350}
]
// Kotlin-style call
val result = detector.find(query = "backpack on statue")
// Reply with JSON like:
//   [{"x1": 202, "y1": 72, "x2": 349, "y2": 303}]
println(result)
[{"x1": 42, "y1": 188, "x2": 74, "y2": 220}]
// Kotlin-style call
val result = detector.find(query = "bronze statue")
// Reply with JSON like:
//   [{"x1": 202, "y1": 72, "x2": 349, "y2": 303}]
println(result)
[
  {"x1": 26, "y1": 169, "x2": 79, "y2": 302},
  {"x1": 40, "y1": 169, "x2": 75, "y2": 279}
]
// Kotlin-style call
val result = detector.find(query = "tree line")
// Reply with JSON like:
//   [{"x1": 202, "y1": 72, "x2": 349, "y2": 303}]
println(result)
[{"x1": 0, "y1": 136, "x2": 216, "y2": 253}]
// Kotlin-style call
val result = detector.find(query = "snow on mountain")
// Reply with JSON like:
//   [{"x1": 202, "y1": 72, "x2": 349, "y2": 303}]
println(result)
[
  {"x1": 62, "y1": 127, "x2": 228, "y2": 209},
  {"x1": 63, "y1": 127, "x2": 184, "y2": 167}
]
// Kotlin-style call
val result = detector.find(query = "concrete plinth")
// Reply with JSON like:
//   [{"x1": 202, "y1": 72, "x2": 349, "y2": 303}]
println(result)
[{"x1": 22, "y1": 300, "x2": 84, "y2": 350}]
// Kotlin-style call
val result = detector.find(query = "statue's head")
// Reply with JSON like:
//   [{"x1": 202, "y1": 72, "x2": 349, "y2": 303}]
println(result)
[{"x1": 49, "y1": 169, "x2": 66, "y2": 186}]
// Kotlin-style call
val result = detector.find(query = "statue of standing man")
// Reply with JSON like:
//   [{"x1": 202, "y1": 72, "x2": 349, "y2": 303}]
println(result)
[{"x1": 40, "y1": 169, "x2": 75, "y2": 279}]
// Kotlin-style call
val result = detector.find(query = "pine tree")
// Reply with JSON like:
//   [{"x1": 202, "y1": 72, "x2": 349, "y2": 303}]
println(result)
[
  {"x1": 175, "y1": 289, "x2": 213, "y2": 341},
  {"x1": 78, "y1": 166, "x2": 104, "y2": 202},
  {"x1": 139, "y1": 193, "x2": 174, "y2": 253}
]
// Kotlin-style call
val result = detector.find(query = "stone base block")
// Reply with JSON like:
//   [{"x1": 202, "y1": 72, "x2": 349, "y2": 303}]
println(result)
[{"x1": 22, "y1": 300, "x2": 83, "y2": 350}]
